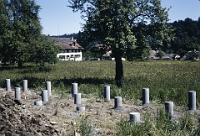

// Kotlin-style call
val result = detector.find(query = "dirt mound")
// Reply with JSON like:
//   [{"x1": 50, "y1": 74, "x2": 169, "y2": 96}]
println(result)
[
  {"x1": 0, "y1": 93, "x2": 60, "y2": 136},
  {"x1": 0, "y1": 86, "x2": 163, "y2": 135}
]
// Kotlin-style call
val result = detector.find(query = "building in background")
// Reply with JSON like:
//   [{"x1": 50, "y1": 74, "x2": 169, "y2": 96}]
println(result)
[{"x1": 51, "y1": 37, "x2": 84, "y2": 61}]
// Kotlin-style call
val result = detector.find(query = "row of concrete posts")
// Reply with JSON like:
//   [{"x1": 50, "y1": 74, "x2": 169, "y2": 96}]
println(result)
[
  {"x1": 6, "y1": 79, "x2": 52, "y2": 106},
  {"x1": 4, "y1": 79, "x2": 198, "y2": 122}
]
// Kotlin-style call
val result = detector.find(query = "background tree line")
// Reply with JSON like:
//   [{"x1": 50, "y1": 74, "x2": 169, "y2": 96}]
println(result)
[
  {"x1": 1, "y1": 0, "x2": 199, "y2": 86},
  {"x1": 77, "y1": 17, "x2": 200, "y2": 60},
  {"x1": 0, "y1": 0, "x2": 60, "y2": 69}
]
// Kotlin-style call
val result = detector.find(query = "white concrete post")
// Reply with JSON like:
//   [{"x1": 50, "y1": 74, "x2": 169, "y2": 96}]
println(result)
[
  {"x1": 23, "y1": 80, "x2": 28, "y2": 92},
  {"x1": 42, "y1": 90, "x2": 48, "y2": 102},
  {"x1": 114, "y1": 96, "x2": 122, "y2": 109},
  {"x1": 46, "y1": 81, "x2": 51, "y2": 96},
  {"x1": 142, "y1": 88, "x2": 149, "y2": 105},
  {"x1": 6, "y1": 79, "x2": 11, "y2": 91},
  {"x1": 15, "y1": 87, "x2": 21, "y2": 100},
  {"x1": 188, "y1": 90, "x2": 196, "y2": 110},
  {"x1": 72, "y1": 83, "x2": 78, "y2": 97},
  {"x1": 130, "y1": 112, "x2": 140, "y2": 122},
  {"x1": 74, "y1": 93, "x2": 81, "y2": 104},
  {"x1": 165, "y1": 101, "x2": 174, "y2": 115},
  {"x1": 104, "y1": 85, "x2": 110, "y2": 102},
  {"x1": 34, "y1": 100, "x2": 43, "y2": 106},
  {"x1": 76, "y1": 104, "x2": 85, "y2": 112}
]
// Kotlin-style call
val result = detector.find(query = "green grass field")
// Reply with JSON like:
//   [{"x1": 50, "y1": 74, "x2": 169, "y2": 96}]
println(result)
[
  {"x1": 1, "y1": 60, "x2": 200, "y2": 135},
  {"x1": 1, "y1": 60, "x2": 200, "y2": 106}
]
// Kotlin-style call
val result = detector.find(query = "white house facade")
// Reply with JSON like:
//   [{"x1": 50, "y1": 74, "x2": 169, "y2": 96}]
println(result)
[
  {"x1": 51, "y1": 37, "x2": 84, "y2": 61},
  {"x1": 57, "y1": 52, "x2": 82, "y2": 61}
]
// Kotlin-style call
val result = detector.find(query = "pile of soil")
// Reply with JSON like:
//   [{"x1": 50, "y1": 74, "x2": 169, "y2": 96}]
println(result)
[
  {"x1": 0, "y1": 92, "x2": 60, "y2": 136},
  {"x1": 0, "y1": 87, "x2": 163, "y2": 136}
]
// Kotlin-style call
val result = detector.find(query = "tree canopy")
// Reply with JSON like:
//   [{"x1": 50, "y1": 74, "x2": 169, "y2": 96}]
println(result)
[
  {"x1": 69, "y1": 0, "x2": 174, "y2": 86},
  {"x1": 170, "y1": 18, "x2": 200, "y2": 57},
  {"x1": 0, "y1": 0, "x2": 60, "y2": 69}
]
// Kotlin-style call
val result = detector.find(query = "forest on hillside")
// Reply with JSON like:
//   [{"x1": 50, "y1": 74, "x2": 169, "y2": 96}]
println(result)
[{"x1": 58, "y1": 18, "x2": 200, "y2": 59}]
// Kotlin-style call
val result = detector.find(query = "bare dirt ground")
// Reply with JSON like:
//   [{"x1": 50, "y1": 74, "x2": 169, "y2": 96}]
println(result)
[{"x1": 0, "y1": 87, "x2": 180, "y2": 136}]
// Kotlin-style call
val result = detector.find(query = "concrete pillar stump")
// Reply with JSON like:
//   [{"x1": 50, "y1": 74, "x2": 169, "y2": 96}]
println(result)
[
  {"x1": 104, "y1": 85, "x2": 110, "y2": 102},
  {"x1": 15, "y1": 87, "x2": 21, "y2": 100},
  {"x1": 46, "y1": 81, "x2": 51, "y2": 96},
  {"x1": 23, "y1": 80, "x2": 28, "y2": 92},
  {"x1": 165, "y1": 101, "x2": 174, "y2": 115},
  {"x1": 6, "y1": 79, "x2": 11, "y2": 91},
  {"x1": 42, "y1": 90, "x2": 48, "y2": 102},
  {"x1": 188, "y1": 90, "x2": 196, "y2": 110},
  {"x1": 74, "y1": 93, "x2": 81, "y2": 104},
  {"x1": 142, "y1": 88, "x2": 149, "y2": 105},
  {"x1": 34, "y1": 100, "x2": 43, "y2": 106},
  {"x1": 72, "y1": 83, "x2": 78, "y2": 97},
  {"x1": 76, "y1": 104, "x2": 85, "y2": 112},
  {"x1": 130, "y1": 112, "x2": 140, "y2": 122},
  {"x1": 114, "y1": 96, "x2": 122, "y2": 109}
]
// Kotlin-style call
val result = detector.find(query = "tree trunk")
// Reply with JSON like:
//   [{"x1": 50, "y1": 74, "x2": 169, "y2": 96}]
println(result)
[
  {"x1": 18, "y1": 60, "x2": 23, "y2": 68},
  {"x1": 114, "y1": 49, "x2": 124, "y2": 87}
]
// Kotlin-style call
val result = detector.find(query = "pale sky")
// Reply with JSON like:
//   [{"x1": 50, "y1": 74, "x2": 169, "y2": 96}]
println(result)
[{"x1": 35, "y1": 0, "x2": 200, "y2": 36}]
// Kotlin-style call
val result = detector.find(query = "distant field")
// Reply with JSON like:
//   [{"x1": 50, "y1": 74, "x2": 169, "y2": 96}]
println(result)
[{"x1": 0, "y1": 60, "x2": 200, "y2": 106}]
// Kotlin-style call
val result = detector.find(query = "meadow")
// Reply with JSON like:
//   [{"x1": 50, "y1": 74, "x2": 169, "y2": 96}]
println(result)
[
  {"x1": 1, "y1": 60, "x2": 200, "y2": 106},
  {"x1": 1, "y1": 60, "x2": 200, "y2": 135}
]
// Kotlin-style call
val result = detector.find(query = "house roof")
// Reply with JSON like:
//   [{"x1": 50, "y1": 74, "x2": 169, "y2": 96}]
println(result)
[
  {"x1": 94, "y1": 44, "x2": 111, "y2": 50},
  {"x1": 50, "y1": 37, "x2": 84, "y2": 50}
]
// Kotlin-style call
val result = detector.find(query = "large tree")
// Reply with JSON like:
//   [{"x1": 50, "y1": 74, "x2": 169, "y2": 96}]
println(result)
[
  {"x1": 29, "y1": 35, "x2": 61, "y2": 70},
  {"x1": 69, "y1": 0, "x2": 173, "y2": 87},
  {"x1": 0, "y1": 0, "x2": 42, "y2": 67}
]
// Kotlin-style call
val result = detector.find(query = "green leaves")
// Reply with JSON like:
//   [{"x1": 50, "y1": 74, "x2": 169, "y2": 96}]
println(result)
[
  {"x1": 0, "y1": 0, "x2": 45, "y2": 67},
  {"x1": 69, "y1": 0, "x2": 173, "y2": 56},
  {"x1": 171, "y1": 18, "x2": 200, "y2": 57},
  {"x1": 69, "y1": 0, "x2": 174, "y2": 85},
  {"x1": 29, "y1": 35, "x2": 61, "y2": 70}
]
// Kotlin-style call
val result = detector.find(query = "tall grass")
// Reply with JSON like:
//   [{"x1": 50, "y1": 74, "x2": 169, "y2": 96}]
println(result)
[
  {"x1": 1, "y1": 60, "x2": 200, "y2": 135},
  {"x1": 0, "y1": 60, "x2": 200, "y2": 106},
  {"x1": 117, "y1": 109, "x2": 200, "y2": 136}
]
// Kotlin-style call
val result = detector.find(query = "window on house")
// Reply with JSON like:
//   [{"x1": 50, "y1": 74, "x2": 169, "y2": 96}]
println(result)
[
  {"x1": 75, "y1": 55, "x2": 80, "y2": 58},
  {"x1": 59, "y1": 55, "x2": 65, "y2": 60}
]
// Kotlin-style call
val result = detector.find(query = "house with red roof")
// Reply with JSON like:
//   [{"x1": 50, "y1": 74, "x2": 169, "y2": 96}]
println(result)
[{"x1": 51, "y1": 37, "x2": 84, "y2": 61}]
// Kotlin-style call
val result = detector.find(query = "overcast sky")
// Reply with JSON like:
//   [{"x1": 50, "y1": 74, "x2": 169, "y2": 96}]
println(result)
[{"x1": 36, "y1": 0, "x2": 200, "y2": 35}]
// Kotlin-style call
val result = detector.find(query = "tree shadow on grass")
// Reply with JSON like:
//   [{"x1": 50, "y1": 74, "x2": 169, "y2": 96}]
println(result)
[
  {"x1": 0, "y1": 77, "x2": 115, "y2": 89},
  {"x1": 0, "y1": 65, "x2": 35, "y2": 71},
  {"x1": 0, "y1": 64, "x2": 52, "y2": 73},
  {"x1": 53, "y1": 77, "x2": 115, "y2": 87}
]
